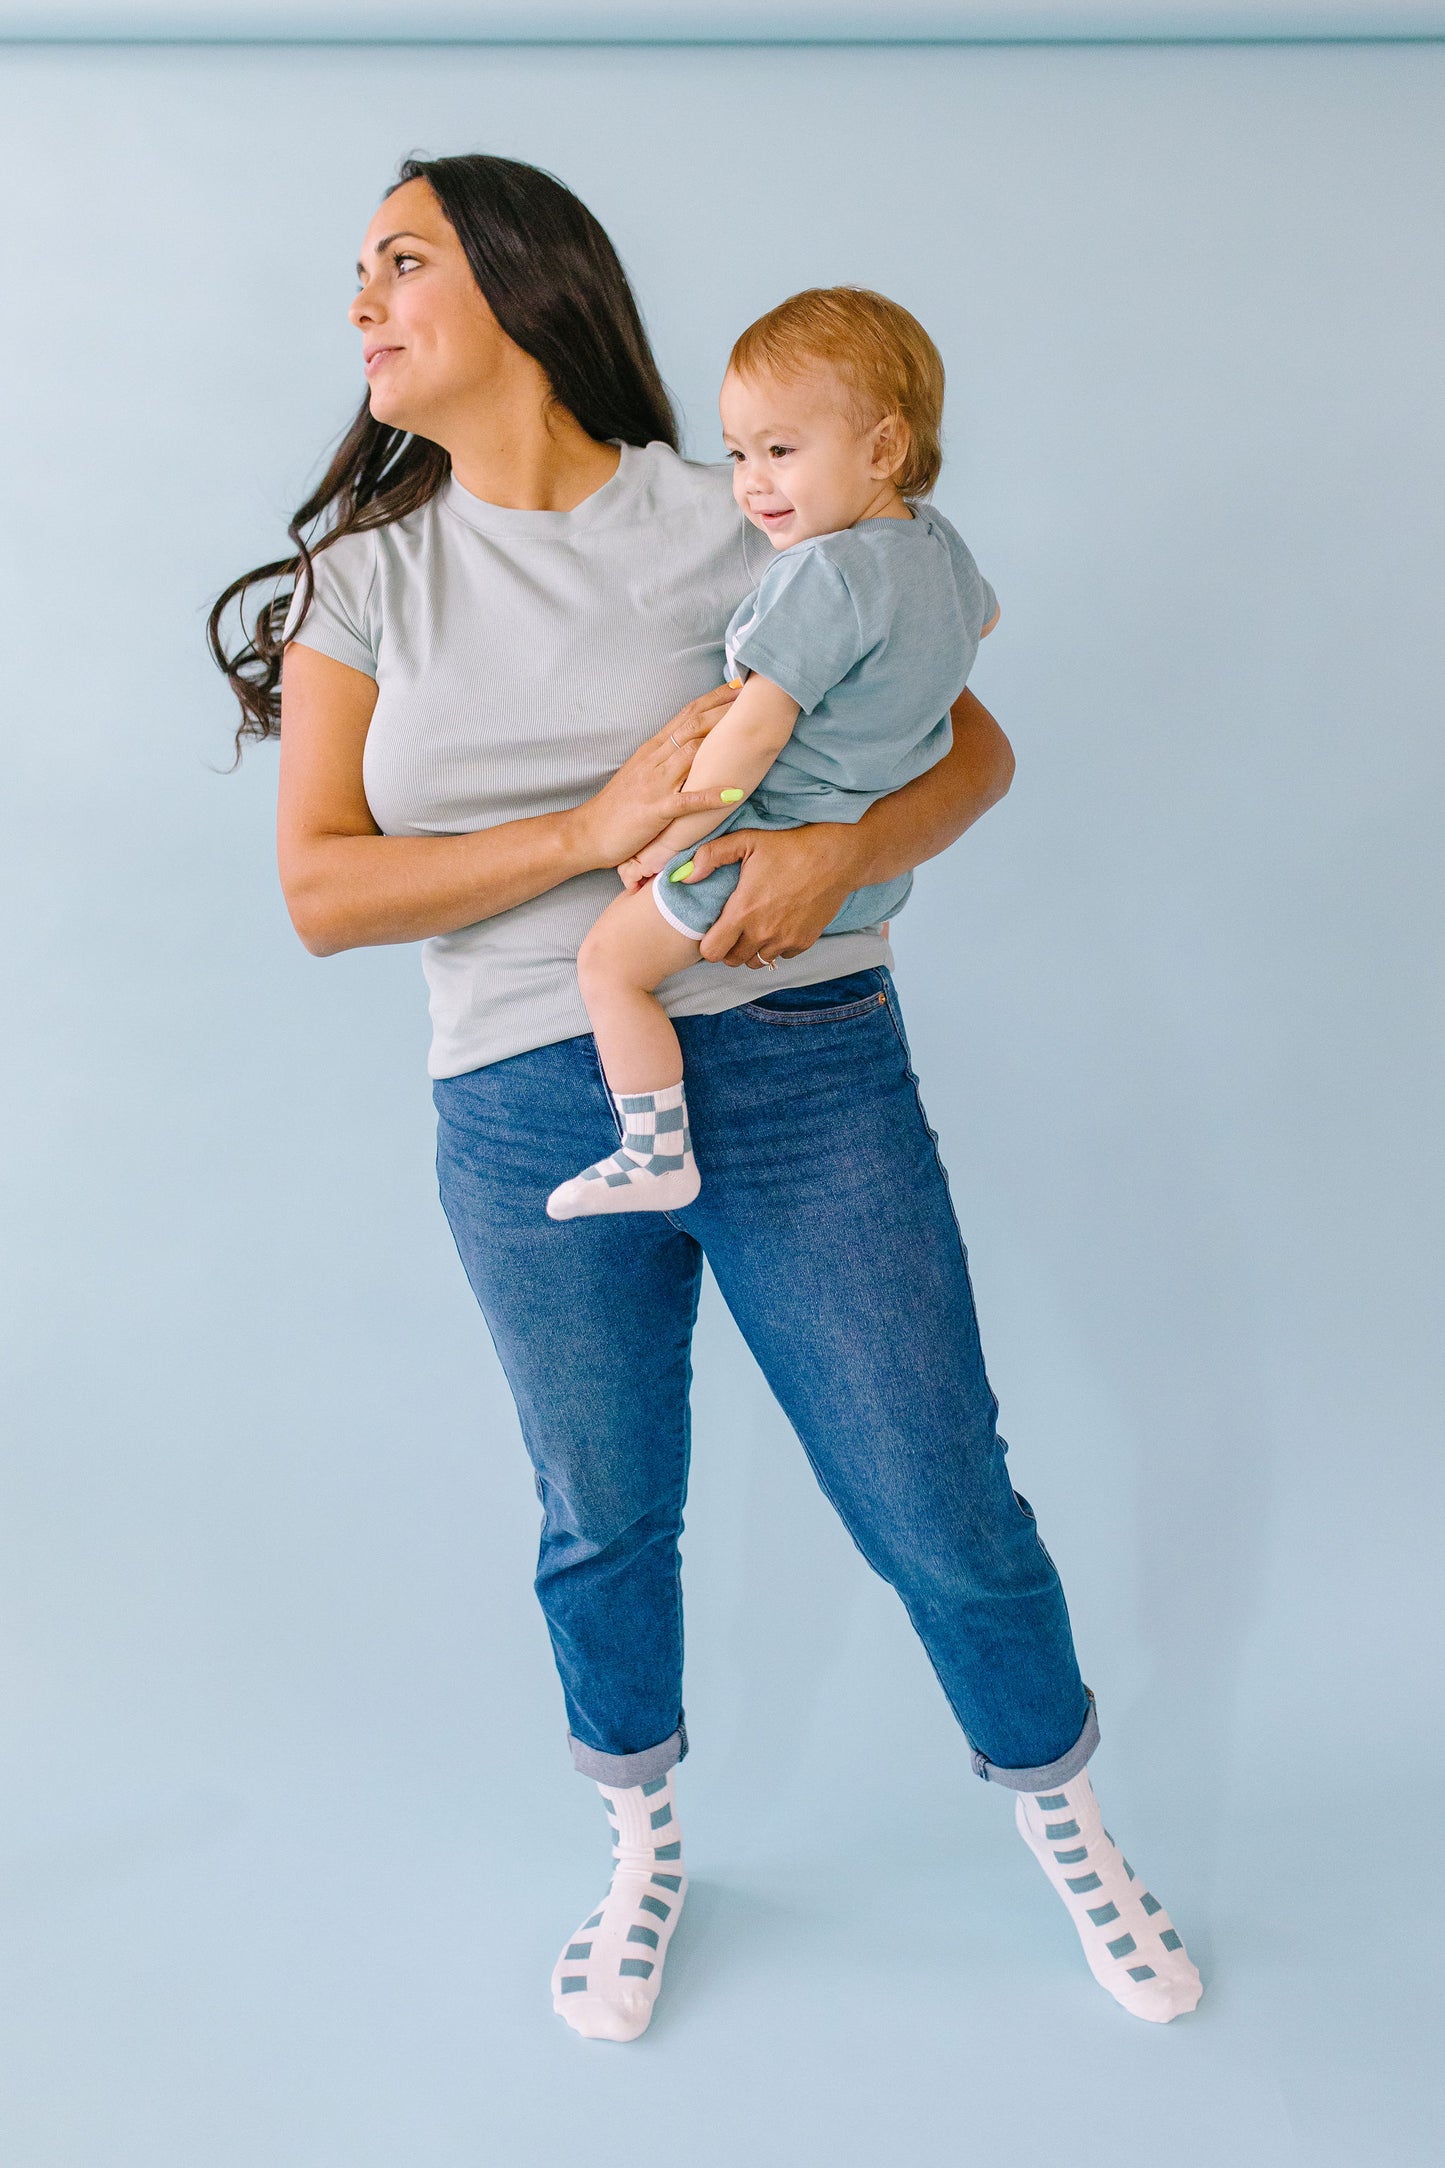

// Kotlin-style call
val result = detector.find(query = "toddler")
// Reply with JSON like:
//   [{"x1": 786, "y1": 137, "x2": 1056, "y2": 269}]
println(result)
[{"x1": 546, "y1": 287, "x2": 999, "y2": 1223}]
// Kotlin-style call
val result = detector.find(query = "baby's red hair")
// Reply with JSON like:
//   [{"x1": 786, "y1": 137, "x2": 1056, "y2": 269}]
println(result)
[{"x1": 728, "y1": 286, "x2": 945, "y2": 498}]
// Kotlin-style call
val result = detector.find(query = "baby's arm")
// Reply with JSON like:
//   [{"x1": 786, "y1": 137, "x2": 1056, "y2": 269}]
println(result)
[{"x1": 619, "y1": 674, "x2": 799, "y2": 886}]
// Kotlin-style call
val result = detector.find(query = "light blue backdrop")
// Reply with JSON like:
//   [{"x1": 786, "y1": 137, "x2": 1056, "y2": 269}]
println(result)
[{"x1": 1, "y1": 36, "x2": 1441, "y2": 2168}]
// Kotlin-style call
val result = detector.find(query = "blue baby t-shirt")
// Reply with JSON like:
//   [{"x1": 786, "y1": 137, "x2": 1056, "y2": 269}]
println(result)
[{"x1": 722, "y1": 503, "x2": 998, "y2": 827}]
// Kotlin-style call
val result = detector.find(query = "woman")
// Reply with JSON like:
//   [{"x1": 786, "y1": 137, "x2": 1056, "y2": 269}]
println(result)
[{"x1": 212, "y1": 153, "x2": 1201, "y2": 2043}]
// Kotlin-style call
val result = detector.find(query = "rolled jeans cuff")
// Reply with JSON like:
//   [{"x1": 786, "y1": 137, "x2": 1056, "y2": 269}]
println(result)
[
  {"x1": 568, "y1": 1722, "x2": 688, "y2": 1788},
  {"x1": 970, "y1": 1689, "x2": 1099, "y2": 1792}
]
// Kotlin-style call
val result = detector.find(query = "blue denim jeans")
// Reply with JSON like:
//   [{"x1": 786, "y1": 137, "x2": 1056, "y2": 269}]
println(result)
[{"x1": 434, "y1": 968, "x2": 1098, "y2": 1792}]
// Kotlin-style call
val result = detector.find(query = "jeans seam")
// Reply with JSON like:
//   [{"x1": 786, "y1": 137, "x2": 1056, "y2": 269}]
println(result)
[
  {"x1": 879, "y1": 976, "x2": 1003, "y2": 1428},
  {"x1": 670, "y1": 1254, "x2": 703, "y2": 1741},
  {"x1": 877, "y1": 973, "x2": 1037, "y2": 1756},
  {"x1": 587, "y1": 1031, "x2": 620, "y2": 1140}
]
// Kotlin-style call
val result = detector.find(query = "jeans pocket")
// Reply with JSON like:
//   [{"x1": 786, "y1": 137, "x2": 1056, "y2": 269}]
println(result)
[{"x1": 740, "y1": 969, "x2": 890, "y2": 1026}]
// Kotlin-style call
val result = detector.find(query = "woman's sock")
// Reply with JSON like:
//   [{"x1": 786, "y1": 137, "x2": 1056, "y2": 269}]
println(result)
[
  {"x1": 551, "y1": 1770, "x2": 688, "y2": 2042},
  {"x1": 546, "y1": 1082, "x2": 700, "y2": 1220},
  {"x1": 1014, "y1": 1766, "x2": 1203, "y2": 2022}
]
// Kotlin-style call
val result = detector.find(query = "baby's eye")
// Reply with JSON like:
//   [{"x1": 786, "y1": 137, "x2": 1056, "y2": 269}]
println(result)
[
  {"x1": 726, "y1": 449, "x2": 744, "y2": 462},
  {"x1": 768, "y1": 444, "x2": 793, "y2": 460}
]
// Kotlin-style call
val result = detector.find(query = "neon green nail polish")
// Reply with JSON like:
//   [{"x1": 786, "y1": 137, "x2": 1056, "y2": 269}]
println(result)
[
  {"x1": 669, "y1": 860, "x2": 696, "y2": 883},
  {"x1": 720, "y1": 788, "x2": 745, "y2": 804}
]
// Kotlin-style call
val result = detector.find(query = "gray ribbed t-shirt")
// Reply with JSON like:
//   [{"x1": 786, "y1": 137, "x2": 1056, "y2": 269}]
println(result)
[{"x1": 286, "y1": 441, "x2": 893, "y2": 1078}]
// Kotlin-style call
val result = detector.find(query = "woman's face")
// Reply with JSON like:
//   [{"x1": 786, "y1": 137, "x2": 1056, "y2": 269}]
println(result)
[{"x1": 350, "y1": 178, "x2": 520, "y2": 440}]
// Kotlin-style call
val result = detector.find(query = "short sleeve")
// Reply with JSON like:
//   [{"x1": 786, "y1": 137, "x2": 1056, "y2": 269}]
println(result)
[
  {"x1": 283, "y1": 532, "x2": 379, "y2": 679},
  {"x1": 973, "y1": 567, "x2": 1000, "y2": 638},
  {"x1": 928, "y1": 512, "x2": 998, "y2": 642},
  {"x1": 729, "y1": 545, "x2": 866, "y2": 715}
]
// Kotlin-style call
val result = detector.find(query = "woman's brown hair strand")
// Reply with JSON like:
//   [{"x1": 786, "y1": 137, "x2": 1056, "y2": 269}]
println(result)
[{"x1": 208, "y1": 153, "x2": 677, "y2": 754}]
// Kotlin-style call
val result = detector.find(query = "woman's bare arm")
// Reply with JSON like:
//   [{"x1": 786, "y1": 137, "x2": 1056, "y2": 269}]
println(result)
[
  {"x1": 276, "y1": 644, "x2": 741, "y2": 956},
  {"x1": 683, "y1": 685, "x2": 1015, "y2": 968}
]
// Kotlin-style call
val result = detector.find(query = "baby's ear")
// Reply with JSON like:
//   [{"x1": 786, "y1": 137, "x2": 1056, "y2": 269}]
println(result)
[{"x1": 871, "y1": 412, "x2": 911, "y2": 482}]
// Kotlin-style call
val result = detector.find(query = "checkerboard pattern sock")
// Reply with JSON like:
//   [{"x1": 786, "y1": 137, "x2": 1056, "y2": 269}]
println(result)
[
  {"x1": 546, "y1": 1081, "x2": 700, "y2": 1221},
  {"x1": 1015, "y1": 1767, "x2": 1202, "y2": 2022},
  {"x1": 551, "y1": 1770, "x2": 688, "y2": 2042}
]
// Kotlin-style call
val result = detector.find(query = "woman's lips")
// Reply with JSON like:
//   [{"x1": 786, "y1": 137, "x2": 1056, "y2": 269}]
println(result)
[{"x1": 364, "y1": 346, "x2": 402, "y2": 375}]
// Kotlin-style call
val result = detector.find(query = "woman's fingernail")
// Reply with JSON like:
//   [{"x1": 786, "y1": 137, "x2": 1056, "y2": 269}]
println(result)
[
  {"x1": 720, "y1": 788, "x2": 744, "y2": 803},
  {"x1": 727, "y1": 677, "x2": 743, "y2": 689},
  {"x1": 669, "y1": 860, "x2": 696, "y2": 883}
]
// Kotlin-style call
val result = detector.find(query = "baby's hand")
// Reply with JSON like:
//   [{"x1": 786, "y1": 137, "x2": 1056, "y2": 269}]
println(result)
[
  {"x1": 620, "y1": 836, "x2": 681, "y2": 890},
  {"x1": 617, "y1": 852, "x2": 658, "y2": 892}
]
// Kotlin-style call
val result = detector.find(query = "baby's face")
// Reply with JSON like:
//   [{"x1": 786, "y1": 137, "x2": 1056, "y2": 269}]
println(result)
[{"x1": 720, "y1": 366, "x2": 900, "y2": 549}]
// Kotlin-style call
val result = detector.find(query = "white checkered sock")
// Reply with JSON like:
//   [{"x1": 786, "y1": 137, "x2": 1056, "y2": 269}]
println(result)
[
  {"x1": 550, "y1": 1771, "x2": 688, "y2": 2042},
  {"x1": 546, "y1": 1081, "x2": 700, "y2": 1221},
  {"x1": 1015, "y1": 1767, "x2": 1203, "y2": 2022}
]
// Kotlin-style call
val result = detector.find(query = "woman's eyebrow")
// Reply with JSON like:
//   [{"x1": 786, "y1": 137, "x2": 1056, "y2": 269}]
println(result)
[{"x1": 355, "y1": 230, "x2": 426, "y2": 277}]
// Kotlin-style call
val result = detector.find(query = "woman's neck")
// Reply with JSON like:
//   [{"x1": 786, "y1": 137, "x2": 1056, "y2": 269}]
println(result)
[{"x1": 447, "y1": 399, "x2": 621, "y2": 513}]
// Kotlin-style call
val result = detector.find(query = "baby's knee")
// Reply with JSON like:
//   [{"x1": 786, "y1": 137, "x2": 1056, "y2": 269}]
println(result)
[{"x1": 577, "y1": 909, "x2": 632, "y2": 995}]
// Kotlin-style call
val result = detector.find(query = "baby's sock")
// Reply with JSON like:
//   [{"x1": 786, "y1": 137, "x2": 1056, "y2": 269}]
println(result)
[
  {"x1": 1015, "y1": 1767, "x2": 1203, "y2": 2022},
  {"x1": 546, "y1": 1082, "x2": 700, "y2": 1221},
  {"x1": 551, "y1": 1770, "x2": 688, "y2": 2042}
]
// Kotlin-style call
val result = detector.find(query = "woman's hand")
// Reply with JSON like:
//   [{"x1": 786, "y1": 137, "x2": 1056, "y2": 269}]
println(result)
[
  {"x1": 568, "y1": 684, "x2": 740, "y2": 871},
  {"x1": 684, "y1": 824, "x2": 862, "y2": 968},
  {"x1": 681, "y1": 686, "x2": 1016, "y2": 967}
]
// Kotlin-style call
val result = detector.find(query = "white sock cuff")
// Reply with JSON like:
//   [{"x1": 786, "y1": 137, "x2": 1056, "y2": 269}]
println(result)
[
  {"x1": 613, "y1": 1080, "x2": 687, "y2": 1115},
  {"x1": 596, "y1": 1769, "x2": 681, "y2": 1859}
]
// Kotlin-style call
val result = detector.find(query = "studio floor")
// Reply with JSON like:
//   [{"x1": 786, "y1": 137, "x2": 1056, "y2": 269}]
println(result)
[{"x1": 1, "y1": 1751, "x2": 1434, "y2": 2167}]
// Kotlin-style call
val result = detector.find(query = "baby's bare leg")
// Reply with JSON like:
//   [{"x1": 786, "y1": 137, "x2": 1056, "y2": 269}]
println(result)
[
  {"x1": 576, "y1": 886, "x2": 702, "y2": 1093},
  {"x1": 546, "y1": 890, "x2": 704, "y2": 1223}
]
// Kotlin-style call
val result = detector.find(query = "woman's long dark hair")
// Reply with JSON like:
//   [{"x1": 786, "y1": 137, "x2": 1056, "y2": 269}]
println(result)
[{"x1": 209, "y1": 154, "x2": 678, "y2": 750}]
